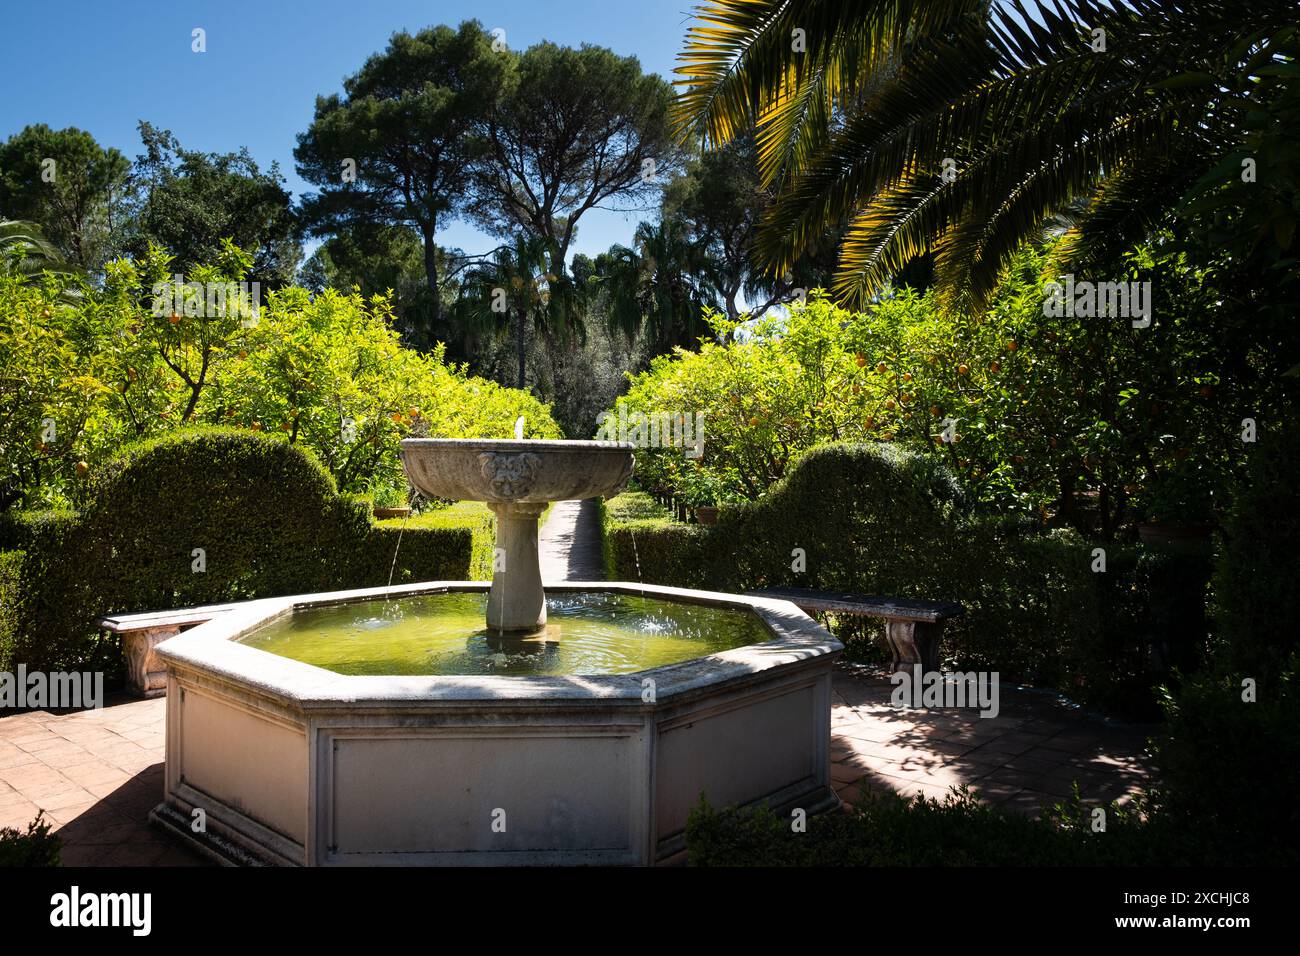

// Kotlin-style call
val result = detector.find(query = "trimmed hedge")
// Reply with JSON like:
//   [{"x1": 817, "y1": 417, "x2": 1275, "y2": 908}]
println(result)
[
  {"x1": 0, "y1": 428, "x2": 473, "y2": 674},
  {"x1": 600, "y1": 495, "x2": 711, "y2": 589},
  {"x1": 604, "y1": 443, "x2": 1201, "y2": 716},
  {"x1": 375, "y1": 500, "x2": 498, "y2": 581}
]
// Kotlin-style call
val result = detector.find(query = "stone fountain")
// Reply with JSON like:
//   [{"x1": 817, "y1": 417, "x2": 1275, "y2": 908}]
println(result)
[
  {"x1": 398, "y1": 438, "x2": 636, "y2": 632},
  {"x1": 144, "y1": 434, "x2": 841, "y2": 866}
]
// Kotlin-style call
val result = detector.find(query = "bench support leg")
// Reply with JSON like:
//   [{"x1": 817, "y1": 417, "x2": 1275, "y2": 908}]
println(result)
[
  {"x1": 884, "y1": 620, "x2": 943, "y2": 674},
  {"x1": 123, "y1": 625, "x2": 180, "y2": 698}
]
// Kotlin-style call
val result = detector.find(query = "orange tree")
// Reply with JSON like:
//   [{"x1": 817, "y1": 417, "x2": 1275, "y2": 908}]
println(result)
[
  {"x1": 614, "y1": 238, "x2": 1260, "y2": 536},
  {"x1": 1, "y1": 245, "x2": 561, "y2": 510}
]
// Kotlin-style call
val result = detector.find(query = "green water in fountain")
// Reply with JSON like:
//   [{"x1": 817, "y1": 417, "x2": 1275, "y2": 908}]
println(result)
[{"x1": 239, "y1": 591, "x2": 771, "y2": 676}]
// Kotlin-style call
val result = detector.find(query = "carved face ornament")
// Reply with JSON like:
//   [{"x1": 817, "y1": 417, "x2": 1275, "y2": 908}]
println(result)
[{"x1": 478, "y1": 451, "x2": 542, "y2": 500}]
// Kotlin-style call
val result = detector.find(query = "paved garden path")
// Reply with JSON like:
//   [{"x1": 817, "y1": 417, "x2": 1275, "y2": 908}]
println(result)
[
  {"x1": 538, "y1": 498, "x2": 605, "y2": 581},
  {"x1": 0, "y1": 667, "x2": 1153, "y2": 865}
]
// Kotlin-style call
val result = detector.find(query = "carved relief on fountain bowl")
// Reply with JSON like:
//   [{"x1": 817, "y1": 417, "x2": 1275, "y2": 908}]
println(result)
[{"x1": 400, "y1": 439, "x2": 636, "y2": 503}]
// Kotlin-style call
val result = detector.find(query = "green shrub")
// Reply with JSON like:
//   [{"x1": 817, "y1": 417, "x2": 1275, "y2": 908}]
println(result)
[
  {"x1": 0, "y1": 512, "x2": 115, "y2": 675},
  {"x1": 0, "y1": 812, "x2": 61, "y2": 867},
  {"x1": 1212, "y1": 409, "x2": 1300, "y2": 683},
  {"x1": 375, "y1": 500, "x2": 497, "y2": 581},
  {"x1": 0, "y1": 427, "x2": 472, "y2": 674},
  {"x1": 82, "y1": 428, "x2": 360, "y2": 608},
  {"x1": 0, "y1": 549, "x2": 23, "y2": 669},
  {"x1": 685, "y1": 788, "x2": 1155, "y2": 866},
  {"x1": 1144, "y1": 660, "x2": 1300, "y2": 866},
  {"x1": 1, "y1": 259, "x2": 562, "y2": 511},
  {"x1": 612, "y1": 238, "x2": 1270, "y2": 538},
  {"x1": 603, "y1": 444, "x2": 1178, "y2": 716},
  {"x1": 600, "y1": 493, "x2": 711, "y2": 588}
]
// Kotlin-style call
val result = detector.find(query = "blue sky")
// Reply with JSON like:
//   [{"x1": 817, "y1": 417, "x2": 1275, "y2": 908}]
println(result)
[{"x1": 0, "y1": 0, "x2": 692, "y2": 262}]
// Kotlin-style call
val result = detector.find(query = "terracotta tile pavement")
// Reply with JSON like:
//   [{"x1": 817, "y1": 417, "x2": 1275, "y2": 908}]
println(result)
[
  {"x1": 829, "y1": 666, "x2": 1154, "y2": 815},
  {"x1": 1, "y1": 668, "x2": 1155, "y2": 865}
]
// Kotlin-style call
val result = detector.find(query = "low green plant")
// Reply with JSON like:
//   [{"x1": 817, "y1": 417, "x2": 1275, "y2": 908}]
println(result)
[
  {"x1": 0, "y1": 812, "x2": 61, "y2": 867},
  {"x1": 1143, "y1": 660, "x2": 1300, "y2": 866},
  {"x1": 685, "y1": 787, "x2": 1154, "y2": 867},
  {"x1": 368, "y1": 482, "x2": 408, "y2": 510}
]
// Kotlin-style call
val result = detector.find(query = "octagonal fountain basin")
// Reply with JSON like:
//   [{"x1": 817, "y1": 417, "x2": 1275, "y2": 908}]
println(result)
[{"x1": 149, "y1": 581, "x2": 841, "y2": 867}]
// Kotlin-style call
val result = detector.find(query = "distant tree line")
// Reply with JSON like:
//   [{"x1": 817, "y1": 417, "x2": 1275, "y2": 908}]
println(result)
[{"x1": 2, "y1": 20, "x2": 838, "y2": 428}]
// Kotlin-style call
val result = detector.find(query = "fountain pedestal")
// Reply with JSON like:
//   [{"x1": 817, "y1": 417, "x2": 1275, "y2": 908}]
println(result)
[
  {"x1": 399, "y1": 438, "x2": 636, "y2": 633},
  {"x1": 486, "y1": 500, "x2": 548, "y2": 631}
]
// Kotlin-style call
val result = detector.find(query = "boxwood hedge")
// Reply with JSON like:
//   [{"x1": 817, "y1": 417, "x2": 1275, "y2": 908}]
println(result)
[
  {"x1": 603, "y1": 442, "x2": 1202, "y2": 716},
  {"x1": 0, "y1": 427, "x2": 473, "y2": 675}
]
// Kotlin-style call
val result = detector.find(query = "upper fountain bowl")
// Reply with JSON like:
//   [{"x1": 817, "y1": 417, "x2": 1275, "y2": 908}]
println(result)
[{"x1": 400, "y1": 438, "x2": 636, "y2": 504}]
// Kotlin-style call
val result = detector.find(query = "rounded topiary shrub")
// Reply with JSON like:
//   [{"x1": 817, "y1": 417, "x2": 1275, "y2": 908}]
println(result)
[
  {"x1": 82, "y1": 427, "x2": 363, "y2": 612},
  {"x1": 0, "y1": 427, "x2": 473, "y2": 675},
  {"x1": 720, "y1": 442, "x2": 970, "y2": 595}
]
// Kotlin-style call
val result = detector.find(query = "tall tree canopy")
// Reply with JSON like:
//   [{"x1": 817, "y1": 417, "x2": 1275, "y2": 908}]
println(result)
[
  {"x1": 452, "y1": 234, "x2": 582, "y2": 389},
  {"x1": 132, "y1": 122, "x2": 300, "y2": 286},
  {"x1": 0, "y1": 124, "x2": 129, "y2": 270},
  {"x1": 295, "y1": 20, "x2": 511, "y2": 348},
  {"x1": 473, "y1": 42, "x2": 679, "y2": 273}
]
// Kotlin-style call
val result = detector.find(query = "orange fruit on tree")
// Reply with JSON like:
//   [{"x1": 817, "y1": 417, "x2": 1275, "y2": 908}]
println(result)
[
  {"x1": 957, "y1": 364, "x2": 969, "y2": 375},
  {"x1": 988, "y1": 361, "x2": 1000, "y2": 373},
  {"x1": 876, "y1": 362, "x2": 888, "y2": 374},
  {"x1": 74, "y1": 461, "x2": 89, "y2": 476},
  {"x1": 855, "y1": 353, "x2": 866, "y2": 367},
  {"x1": 1005, "y1": 340, "x2": 1018, "y2": 351}
]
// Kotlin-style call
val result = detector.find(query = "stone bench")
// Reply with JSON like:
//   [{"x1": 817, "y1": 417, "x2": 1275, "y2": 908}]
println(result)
[
  {"x1": 96, "y1": 605, "x2": 236, "y2": 698},
  {"x1": 744, "y1": 587, "x2": 965, "y2": 674}
]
